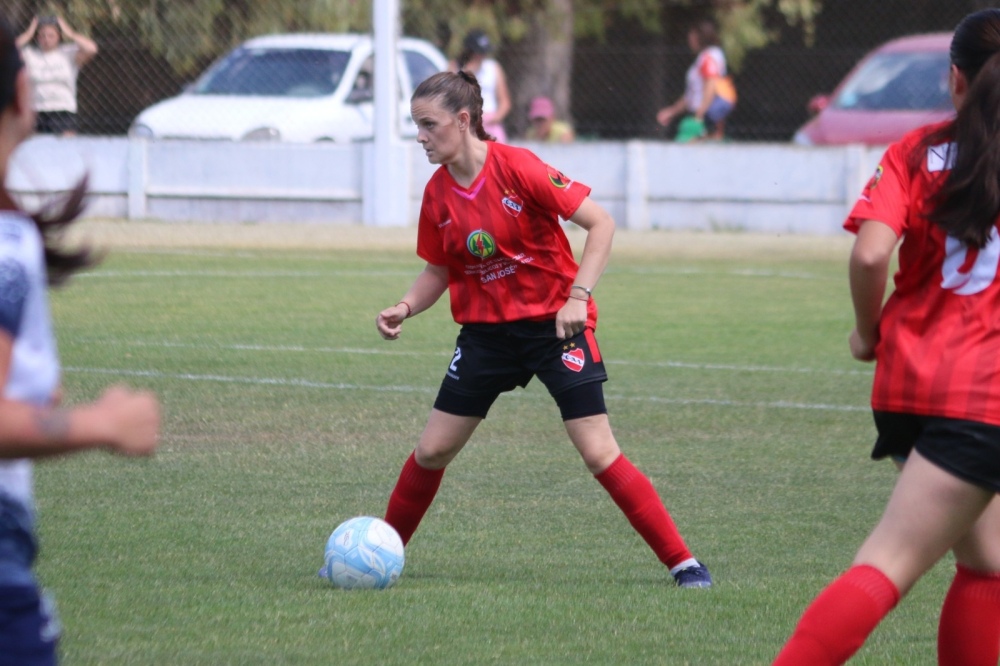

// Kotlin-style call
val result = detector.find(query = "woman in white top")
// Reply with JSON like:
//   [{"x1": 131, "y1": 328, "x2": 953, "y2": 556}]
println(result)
[
  {"x1": 15, "y1": 15, "x2": 98, "y2": 136},
  {"x1": 656, "y1": 19, "x2": 736, "y2": 141},
  {"x1": 0, "y1": 16, "x2": 158, "y2": 664},
  {"x1": 451, "y1": 29, "x2": 511, "y2": 143}
]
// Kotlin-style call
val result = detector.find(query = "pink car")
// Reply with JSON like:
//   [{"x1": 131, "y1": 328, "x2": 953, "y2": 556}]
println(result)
[{"x1": 793, "y1": 33, "x2": 954, "y2": 146}]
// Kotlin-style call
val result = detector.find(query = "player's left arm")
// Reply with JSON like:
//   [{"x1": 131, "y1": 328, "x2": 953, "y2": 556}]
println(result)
[{"x1": 555, "y1": 198, "x2": 615, "y2": 339}]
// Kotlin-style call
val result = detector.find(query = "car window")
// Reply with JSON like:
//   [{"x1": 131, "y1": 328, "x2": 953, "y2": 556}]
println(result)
[
  {"x1": 833, "y1": 51, "x2": 951, "y2": 111},
  {"x1": 347, "y1": 56, "x2": 374, "y2": 103},
  {"x1": 404, "y1": 49, "x2": 439, "y2": 90},
  {"x1": 193, "y1": 47, "x2": 352, "y2": 97}
]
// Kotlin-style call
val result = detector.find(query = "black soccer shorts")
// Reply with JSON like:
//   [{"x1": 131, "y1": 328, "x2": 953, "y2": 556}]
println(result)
[{"x1": 432, "y1": 320, "x2": 608, "y2": 420}]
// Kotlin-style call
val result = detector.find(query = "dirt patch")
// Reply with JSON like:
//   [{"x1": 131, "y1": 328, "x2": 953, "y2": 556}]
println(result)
[{"x1": 68, "y1": 218, "x2": 854, "y2": 261}]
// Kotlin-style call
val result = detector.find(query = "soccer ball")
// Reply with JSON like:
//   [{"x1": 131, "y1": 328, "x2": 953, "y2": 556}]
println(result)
[{"x1": 323, "y1": 516, "x2": 405, "y2": 590}]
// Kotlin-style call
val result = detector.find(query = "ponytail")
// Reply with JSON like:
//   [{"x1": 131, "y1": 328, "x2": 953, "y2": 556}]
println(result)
[
  {"x1": 921, "y1": 10, "x2": 1000, "y2": 248},
  {"x1": 0, "y1": 180, "x2": 99, "y2": 286},
  {"x1": 455, "y1": 71, "x2": 494, "y2": 141}
]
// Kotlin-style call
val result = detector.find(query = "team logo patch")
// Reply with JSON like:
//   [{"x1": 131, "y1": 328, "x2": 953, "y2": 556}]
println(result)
[
  {"x1": 467, "y1": 230, "x2": 496, "y2": 259},
  {"x1": 866, "y1": 165, "x2": 883, "y2": 191},
  {"x1": 562, "y1": 343, "x2": 585, "y2": 373},
  {"x1": 501, "y1": 190, "x2": 523, "y2": 217},
  {"x1": 547, "y1": 165, "x2": 570, "y2": 189}
]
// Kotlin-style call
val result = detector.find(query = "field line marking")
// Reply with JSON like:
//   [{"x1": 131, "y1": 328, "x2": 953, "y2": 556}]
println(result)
[
  {"x1": 63, "y1": 367, "x2": 867, "y2": 412},
  {"x1": 77, "y1": 267, "x2": 827, "y2": 280},
  {"x1": 63, "y1": 367, "x2": 436, "y2": 394},
  {"x1": 68, "y1": 338, "x2": 872, "y2": 375}
]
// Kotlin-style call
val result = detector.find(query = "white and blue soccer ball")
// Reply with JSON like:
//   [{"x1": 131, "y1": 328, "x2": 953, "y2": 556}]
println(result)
[{"x1": 323, "y1": 516, "x2": 405, "y2": 590}]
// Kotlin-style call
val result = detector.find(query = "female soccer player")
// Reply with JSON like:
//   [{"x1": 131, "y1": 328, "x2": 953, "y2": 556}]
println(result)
[
  {"x1": 373, "y1": 70, "x2": 711, "y2": 588},
  {"x1": 0, "y1": 16, "x2": 159, "y2": 664},
  {"x1": 774, "y1": 9, "x2": 1000, "y2": 664}
]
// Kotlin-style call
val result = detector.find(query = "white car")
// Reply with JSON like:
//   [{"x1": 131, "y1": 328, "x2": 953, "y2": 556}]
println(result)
[{"x1": 129, "y1": 33, "x2": 448, "y2": 142}]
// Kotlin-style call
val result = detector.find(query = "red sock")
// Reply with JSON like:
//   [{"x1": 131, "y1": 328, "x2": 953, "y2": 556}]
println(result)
[
  {"x1": 773, "y1": 565, "x2": 900, "y2": 666},
  {"x1": 938, "y1": 564, "x2": 1000, "y2": 666},
  {"x1": 383, "y1": 452, "x2": 445, "y2": 546},
  {"x1": 594, "y1": 454, "x2": 693, "y2": 568}
]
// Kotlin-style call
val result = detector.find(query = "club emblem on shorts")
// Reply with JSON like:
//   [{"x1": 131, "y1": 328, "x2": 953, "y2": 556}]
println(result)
[
  {"x1": 547, "y1": 165, "x2": 570, "y2": 189},
  {"x1": 501, "y1": 190, "x2": 523, "y2": 217},
  {"x1": 562, "y1": 344, "x2": 585, "y2": 372},
  {"x1": 467, "y1": 230, "x2": 496, "y2": 259}
]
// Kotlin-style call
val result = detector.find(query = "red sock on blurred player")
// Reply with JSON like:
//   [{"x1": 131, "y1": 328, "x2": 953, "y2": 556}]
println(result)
[
  {"x1": 938, "y1": 564, "x2": 1000, "y2": 666},
  {"x1": 773, "y1": 565, "x2": 900, "y2": 666}
]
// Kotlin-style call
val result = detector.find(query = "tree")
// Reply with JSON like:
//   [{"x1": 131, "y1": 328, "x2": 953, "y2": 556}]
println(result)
[{"x1": 8, "y1": 0, "x2": 822, "y2": 136}]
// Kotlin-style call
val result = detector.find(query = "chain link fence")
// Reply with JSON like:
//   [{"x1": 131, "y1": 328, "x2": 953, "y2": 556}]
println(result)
[{"x1": 6, "y1": 0, "x2": 995, "y2": 142}]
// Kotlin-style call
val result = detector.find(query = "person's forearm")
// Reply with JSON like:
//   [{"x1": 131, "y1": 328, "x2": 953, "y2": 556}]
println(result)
[
  {"x1": 849, "y1": 256, "x2": 887, "y2": 344},
  {"x1": 399, "y1": 265, "x2": 449, "y2": 317},
  {"x1": 573, "y1": 215, "x2": 614, "y2": 292},
  {"x1": 66, "y1": 28, "x2": 98, "y2": 55},
  {"x1": 0, "y1": 402, "x2": 108, "y2": 459},
  {"x1": 696, "y1": 79, "x2": 716, "y2": 117}
]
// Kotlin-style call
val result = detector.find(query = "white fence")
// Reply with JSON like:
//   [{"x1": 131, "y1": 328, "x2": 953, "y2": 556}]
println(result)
[{"x1": 9, "y1": 136, "x2": 886, "y2": 235}]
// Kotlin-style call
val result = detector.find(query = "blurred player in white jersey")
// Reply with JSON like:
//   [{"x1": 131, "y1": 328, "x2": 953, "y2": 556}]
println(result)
[{"x1": 0, "y1": 15, "x2": 160, "y2": 665}]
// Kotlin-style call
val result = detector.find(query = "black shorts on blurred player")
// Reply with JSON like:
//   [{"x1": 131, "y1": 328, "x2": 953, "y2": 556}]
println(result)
[{"x1": 872, "y1": 410, "x2": 1000, "y2": 493}]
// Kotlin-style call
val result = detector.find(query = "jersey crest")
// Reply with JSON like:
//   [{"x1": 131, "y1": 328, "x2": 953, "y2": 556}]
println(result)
[{"x1": 501, "y1": 190, "x2": 524, "y2": 217}]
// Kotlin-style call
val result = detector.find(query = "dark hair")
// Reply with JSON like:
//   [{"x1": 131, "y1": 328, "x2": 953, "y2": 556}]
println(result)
[
  {"x1": 457, "y1": 29, "x2": 491, "y2": 70},
  {"x1": 690, "y1": 20, "x2": 720, "y2": 49},
  {"x1": 412, "y1": 70, "x2": 495, "y2": 142},
  {"x1": 918, "y1": 9, "x2": 1000, "y2": 248},
  {"x1": 0, "y1": 16, "x2": 96, "y2": 285}
]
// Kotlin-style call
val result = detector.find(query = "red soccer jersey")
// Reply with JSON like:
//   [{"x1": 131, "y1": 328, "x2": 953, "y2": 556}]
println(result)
[
  {"x1": 846, "y1": 121, "x2": 1000, "y2": 425},
  {"x1": 417, "y1": 142, "x2": 597, "y2": 326}
]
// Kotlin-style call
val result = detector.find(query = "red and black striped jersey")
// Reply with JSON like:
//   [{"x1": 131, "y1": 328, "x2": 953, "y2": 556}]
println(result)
[
  {"x1": 847, "y1": 121, "x2": 1000, "y2": 425},
  {"x1": 417, "y1": 141, "x2": 596, "y2": 326}
]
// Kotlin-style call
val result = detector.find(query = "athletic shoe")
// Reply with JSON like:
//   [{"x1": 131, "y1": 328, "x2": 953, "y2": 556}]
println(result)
[{"x1": 673, "y1": 562, "x2": 712, "y2": 588}]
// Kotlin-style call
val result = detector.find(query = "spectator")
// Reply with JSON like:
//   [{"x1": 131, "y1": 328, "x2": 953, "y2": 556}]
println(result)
[
  {"x1": 655, "y1": 19, "x2": 736, "y2": 141},
  {"x1": 450, "y1": 29, "x2": 510, "y2": 142},
  {"x1": 15, "y1": 15, "x2": 98, "y2": 136},
  {"x1": 524, "y1": 96, "x2": 575, "y2": 143}
]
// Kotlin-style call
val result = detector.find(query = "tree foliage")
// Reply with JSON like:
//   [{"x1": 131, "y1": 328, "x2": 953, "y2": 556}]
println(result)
[{"x1": 9, "y1": 0, "x2": 821, "y2": 77}]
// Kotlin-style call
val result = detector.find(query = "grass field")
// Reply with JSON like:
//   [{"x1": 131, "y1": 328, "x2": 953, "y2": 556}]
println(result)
[{"x1": 34, "y1": 223, "x2": 945, "y2": 665}]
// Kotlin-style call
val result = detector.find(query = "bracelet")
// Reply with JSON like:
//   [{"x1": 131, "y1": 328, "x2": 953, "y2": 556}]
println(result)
[
  {"x1": 568, "y1": 295, "x2": 589, "y2": 302},
  {"x1": 396, "y1": 301, "x2": 413, "y2": 318},
  {"x1": 571, "y1": 284, "x2": 592, "y2": 298}
]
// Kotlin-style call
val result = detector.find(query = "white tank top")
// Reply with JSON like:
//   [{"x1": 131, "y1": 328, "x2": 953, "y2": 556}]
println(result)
[{"x1": 476, "y1": 59, "x2": 500, "y2": 115}]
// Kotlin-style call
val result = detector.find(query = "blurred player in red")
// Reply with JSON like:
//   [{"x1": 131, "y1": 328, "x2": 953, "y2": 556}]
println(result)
[
  {"x1": 374, "y1": 70, "x2": 711, "y2": 588},
  {"x1": 775, "y1": 9, "x2": 1000, "y2": 665}
]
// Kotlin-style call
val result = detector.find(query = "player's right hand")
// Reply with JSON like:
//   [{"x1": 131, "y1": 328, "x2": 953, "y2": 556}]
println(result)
[
  {"x1": 376, "y1": 304, "x2": 408, "y2": 340},
  {"x1": 849, "y1": 328, "x2": 876, "y2": 362},
  {"x1": 97, "y1": 386, "x2": 160, "y2": 456}
]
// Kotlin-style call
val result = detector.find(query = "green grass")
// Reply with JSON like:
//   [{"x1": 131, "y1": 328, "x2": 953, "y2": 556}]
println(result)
[{"x1": 33, "y1": 236, "x2": 945, "y2": 664}]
